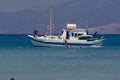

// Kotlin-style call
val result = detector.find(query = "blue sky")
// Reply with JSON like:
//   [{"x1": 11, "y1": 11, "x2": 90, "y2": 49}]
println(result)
[{"x1": 0, "y1": 0, "x2": 70, "y2": 12}]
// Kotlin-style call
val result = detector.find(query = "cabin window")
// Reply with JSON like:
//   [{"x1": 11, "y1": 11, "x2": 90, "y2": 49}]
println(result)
[
  {"x1": 71, "y1": 33, "x2": 74, "y2": 37},
  {"x1": 75, "y1": 33, "x2": 77, "y2": 37},
  {"x1": 79, "y1": 36, "x2": 90, "y2": 40},
  {"x1": 78, "y1": 34, "x2": 83, "y2": 36},
  {"x1": 71, "y1": 33, "x2": 83, "y2": 37}
]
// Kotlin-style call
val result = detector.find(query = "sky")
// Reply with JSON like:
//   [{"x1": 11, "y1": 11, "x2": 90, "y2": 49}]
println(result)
[{"x1": 0, "y1": 0, "x2": 70, "y2": 12}]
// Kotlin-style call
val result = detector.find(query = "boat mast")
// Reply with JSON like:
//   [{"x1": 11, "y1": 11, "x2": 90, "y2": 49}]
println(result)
[{"x1": 49, "y1": 0, "x2": 54, "y2": 36}]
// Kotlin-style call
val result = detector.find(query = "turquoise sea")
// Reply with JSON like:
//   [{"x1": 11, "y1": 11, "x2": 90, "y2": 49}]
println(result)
[{"x1": 0, "y1": 34, "x2": 120, "y2": 80}]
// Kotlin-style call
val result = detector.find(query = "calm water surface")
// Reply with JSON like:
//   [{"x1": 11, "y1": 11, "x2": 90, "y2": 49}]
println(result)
[{"x1": 0, "y1": 34, "x2": 120, "y2": 80}]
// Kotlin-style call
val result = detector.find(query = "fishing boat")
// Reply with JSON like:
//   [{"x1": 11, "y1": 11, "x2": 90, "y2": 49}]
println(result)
[{"x1": 28, "y1": 0, "x2": 104, "y2": 48}]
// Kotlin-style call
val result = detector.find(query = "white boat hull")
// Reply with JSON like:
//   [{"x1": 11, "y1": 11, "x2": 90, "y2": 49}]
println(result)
[{"x1": 28, "y1": 35, "x2": 103, "y2": 48}]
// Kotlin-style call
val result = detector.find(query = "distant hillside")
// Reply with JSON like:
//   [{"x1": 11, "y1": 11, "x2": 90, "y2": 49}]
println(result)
[
  {"x1": 0, "y1": 0, "x2": 120, "y2": 34},
  {"x1": 88, "y1": 24, "x2": 120, "y2": 34}
]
